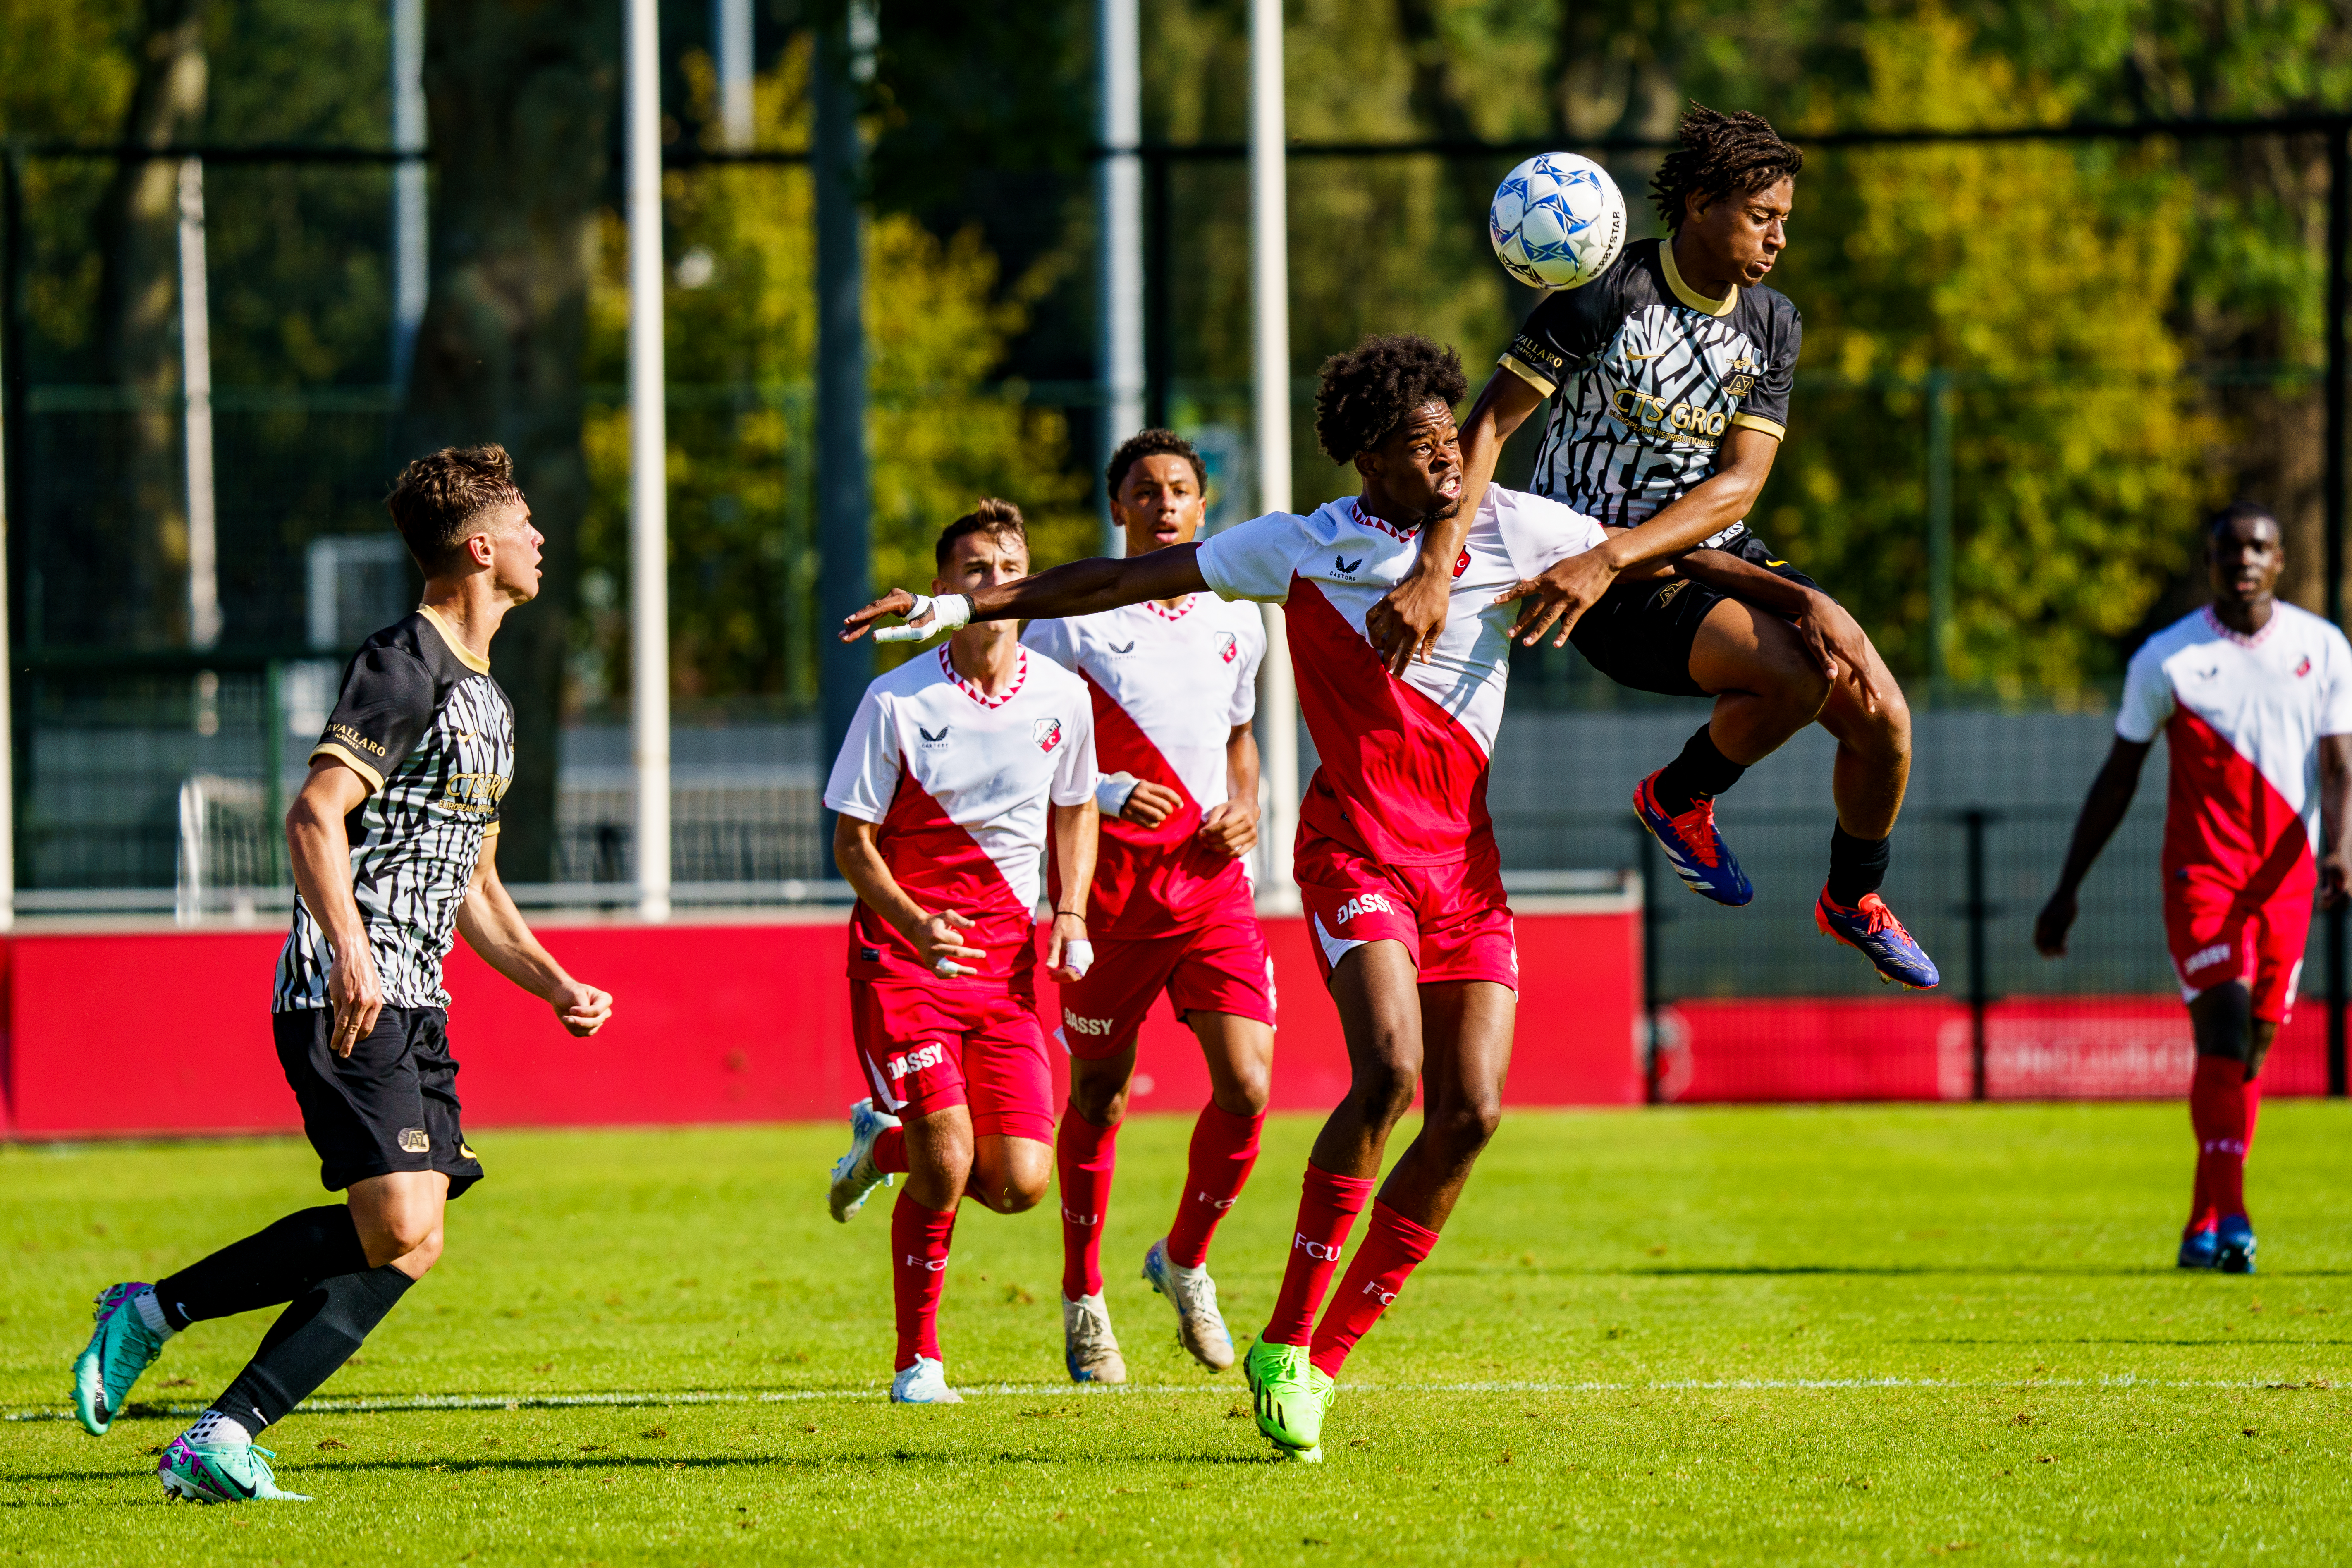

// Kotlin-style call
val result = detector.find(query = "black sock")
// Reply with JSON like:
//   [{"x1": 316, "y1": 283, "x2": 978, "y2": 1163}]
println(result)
[
  {"x1": 153, "y1": 1206, "x2": 369, "y2": 1331},
  {"x1": 212, "y1": 1265, "x2": 414, "y2": 1432},
  {"x1": 1650, "y1": 725, "x2": 1747, "y2": 815},
  {"x1": 1826, "y1": 824, "x2": 1893, "y2": 906}
]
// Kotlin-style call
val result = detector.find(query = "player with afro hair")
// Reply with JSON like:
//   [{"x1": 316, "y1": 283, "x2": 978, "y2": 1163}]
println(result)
[{"x1": 1314, "y1": 334, "x2": 1470, "y2": 465}]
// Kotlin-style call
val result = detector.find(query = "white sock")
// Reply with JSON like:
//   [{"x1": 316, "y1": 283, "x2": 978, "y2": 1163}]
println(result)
[
  {"x1": 184, "y1": 1410, "x2": 251, "y2": 1448},
  {"x1": 1163, "y1": 1254, "x2": 1208, "y2": 1283},
  {"x1": 131, "y1": 1286, "x2": 176, "y2": 1339}
]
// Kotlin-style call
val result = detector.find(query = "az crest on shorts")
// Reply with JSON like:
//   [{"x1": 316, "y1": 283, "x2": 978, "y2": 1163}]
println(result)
[{"x1": 1033, "y1": 717, "x2": 1064, "y2": 753}]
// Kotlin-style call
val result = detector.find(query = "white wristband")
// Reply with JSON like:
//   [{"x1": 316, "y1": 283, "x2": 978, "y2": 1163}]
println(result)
[
  {"x1": 1094, "y1": 772, "x2": 1140, "y2": 820},
  {"x1": 874, "y1": 593, "x2": 975, "y2": 645}
]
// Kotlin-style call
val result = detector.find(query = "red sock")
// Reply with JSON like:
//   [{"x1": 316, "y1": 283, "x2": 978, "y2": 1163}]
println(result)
[
  {"x1": 2244, "y1": 1071, "x2": 2264, "y2": 1154},
  {"x1": 2189, "y1": 1054, "x2": 2250, "y2": 1221},
  {"x1": 2185, "y1": 1156, "x2": 2216, "y2": 1236},
  {"x1": 1165, "y1": 1104, "x2": 1264, "y2": 1269},
  {"x1": 1056, "y1": 1105, "x2": 1118, "y2": 1300},
  {"x1": 873, "y1": 1126, "x2": 908, "y2": 1176},
  {"x1": 1308, "y1": 1201, "x2": 1440, "y2": 1378},
  {"x1": 890, "y1": 1192, "x2": 956, "y2": 1370},
  {"x1": 1260, "y1": 1164, "x2": 1374, "y2": 1346}
]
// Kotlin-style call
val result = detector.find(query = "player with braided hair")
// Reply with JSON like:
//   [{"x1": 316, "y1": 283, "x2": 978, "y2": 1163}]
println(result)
[{"x1": 1384, "y1": 102, "x2": 1938, "y2": 990}]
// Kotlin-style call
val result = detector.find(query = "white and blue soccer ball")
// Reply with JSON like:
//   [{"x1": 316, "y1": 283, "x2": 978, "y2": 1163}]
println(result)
[{"x1": 1489, "y1": 153, "x2": 1627, "y2": 291}]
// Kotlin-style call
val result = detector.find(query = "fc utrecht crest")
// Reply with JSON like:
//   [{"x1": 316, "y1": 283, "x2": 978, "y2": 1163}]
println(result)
[
  {"x1": 1033, "y1": 717, "x2": 1064, "y2": 753},
  {"x1": 1216, "y1": 631, "x2": 1239, "y2": 664}
]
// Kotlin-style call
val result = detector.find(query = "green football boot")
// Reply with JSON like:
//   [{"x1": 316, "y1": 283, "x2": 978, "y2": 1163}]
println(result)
[
  {"x1": 1243, "y1": 1339, "x2": 1334, "y2": 1461},
  {"x1": 73, "y1": 1282, "x2": 168, "y2": 1436},
  {"x1": 158, "y1": 1432, "x2": 312, "y2": 1503}
]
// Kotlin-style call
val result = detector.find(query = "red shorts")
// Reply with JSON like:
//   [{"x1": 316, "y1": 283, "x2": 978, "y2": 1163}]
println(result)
[
  {"x1": 848, "y1": 977, "x2": 1055, "y2": 1143},
  {"x1": 1054, "y1": 882, "x2": 1276, "y2": 1060},
  {"x1": 1294, "y1": 825, "x2": 1518, "y2": 989},
  {"x1": 2164, "y1": 880, "x2": 2314, "y2": 1022}
]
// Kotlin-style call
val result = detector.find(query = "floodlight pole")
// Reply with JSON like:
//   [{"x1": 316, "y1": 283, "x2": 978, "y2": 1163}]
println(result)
[
  {"x1": 626, "y1": 0, "x2": 672, "y2": 922},
  {"x1": 1097, "y1": 0, "x2": 1143, "y2": 556},
  {"x1": 713, "y1": 0, "x2": 754, "y2": 150},
  {"x1": 178, "y1": 160, "x2": 219, "y2": 650},
  {"x1": 1249, "y1": 0, "x2": 1298, "y2": 911},
  {"x1": 2326, "y1": 121, "x2": 2348, "y2": 1098},
  {"x1": 389, "y1": 0, "x2": 426, "y2": 387}
]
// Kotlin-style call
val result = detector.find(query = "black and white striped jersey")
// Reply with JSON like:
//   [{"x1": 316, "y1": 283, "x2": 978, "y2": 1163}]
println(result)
[
  {"x1": 274, "y1": 607, "x2": 514, "y2": 1012},
  {"x1": 1501, "y1": 237, "x2": 1800, "y2": 544}
]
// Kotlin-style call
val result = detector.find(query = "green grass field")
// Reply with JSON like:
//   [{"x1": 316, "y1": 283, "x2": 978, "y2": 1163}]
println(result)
[{"x1": 5, "y1": 1102, "x2": 2350, "y2": 1564}]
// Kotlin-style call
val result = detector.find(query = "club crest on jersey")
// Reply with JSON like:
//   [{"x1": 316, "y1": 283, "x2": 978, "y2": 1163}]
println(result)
[
  {"x1": 918, "y1": 724, "x2": 951, "y2": 747},
  {"x1": 2297, "y1": 655, "x2": 2314, "y2": 678},
  {"x1": 1033, "y1": 717, "x2": 1064, "y2": 754},
  {"x1": 1334, "y1": 554, "x2": 1363, "y2": 577},
  {"x1": 1216, "y1": 631, "x2": 1238, "y2": 664},
  {"x1": 1453, "y1": 547, "x2": 1471, "y2": 580}
]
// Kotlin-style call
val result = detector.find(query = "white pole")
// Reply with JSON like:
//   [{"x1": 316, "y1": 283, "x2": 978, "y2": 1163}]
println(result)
[
  {"x1": 714, "y1": 0, "x2": 754, "y2": 150},
  {"x1": 1097, "y1": 0, "x2": 1143, "y2": 557},
  {"x1": 627, "y1": 0, "x2": 672, "y2": 922},
  {"x1": 0, "y1": 315, "x2": 15, "y2": 931},
  {"x1": 1248, "y1": 0, "x2": 1298, "y2": 910},
  {"x1": 389, "y1": 0, "x2": 427, "y2": 388},
  {"x1": 178, "y1": 159, "x2": 220, "y2": 651}
]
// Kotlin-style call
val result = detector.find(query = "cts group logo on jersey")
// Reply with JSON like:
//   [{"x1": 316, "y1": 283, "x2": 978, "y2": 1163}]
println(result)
[{"x1": 1033, "y1": 717, "x2": 1064, "y2": 754}]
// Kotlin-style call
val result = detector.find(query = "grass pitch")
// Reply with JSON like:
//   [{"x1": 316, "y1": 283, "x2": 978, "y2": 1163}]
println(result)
[{"x1": 5, "y1": 1102, "x2": 2350, "y2": 1565}]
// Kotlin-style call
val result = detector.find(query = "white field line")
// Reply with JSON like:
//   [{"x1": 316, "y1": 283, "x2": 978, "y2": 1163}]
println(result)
[{"x1": 7, "y1": 1372, "x2": 2335, "y2": 1423}]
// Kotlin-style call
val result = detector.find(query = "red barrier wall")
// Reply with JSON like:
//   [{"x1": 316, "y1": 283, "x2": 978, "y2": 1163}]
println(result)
[{"x1": 0, "y1": 908, "x2": 1642, "y2": 1139}]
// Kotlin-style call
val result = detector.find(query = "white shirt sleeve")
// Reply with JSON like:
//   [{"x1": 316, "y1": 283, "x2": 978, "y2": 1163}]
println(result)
[
  {"x1": 1489, "y1": 486, "x2": 1608, "y2": 580},
  {"x1": 821, "y1": 685, "x2": 901, "y2": 823},
  {"x1": 1227, "y1": 608, "x2": 1267, "y2": 728},
  {"x1": 2114, "y1": 643, "x2": 2175, "y2": 743},
  {"x1": 1051, "y1": 690, "x2": 1099, "y2": 808},
  {"x1": 2324, "y1": 626, "x2": 2352, "y2": 736},
  {"x1": 1021, "y1": 616, "x2": 1080, "y2": 673},
  {"x1": 1195, "y1": 513, "x2": 1305, "y2": 605}
]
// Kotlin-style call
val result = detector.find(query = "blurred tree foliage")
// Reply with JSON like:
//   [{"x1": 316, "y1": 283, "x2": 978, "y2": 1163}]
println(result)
[{"x1": 574, "y1": 45, "x2": 1090, "y2": 712}]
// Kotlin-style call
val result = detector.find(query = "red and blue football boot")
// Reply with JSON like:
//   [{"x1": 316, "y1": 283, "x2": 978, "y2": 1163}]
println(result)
[
  {"x1": 2176, "y1": 1225, "x2": 2220, "y2": 1270},
  {"x1": 1633, "y1": 772, "x2": 1752, "y2": 906},
  {"x1": 1814, "y1": 887, "x2": 1941, "y2": 990}
]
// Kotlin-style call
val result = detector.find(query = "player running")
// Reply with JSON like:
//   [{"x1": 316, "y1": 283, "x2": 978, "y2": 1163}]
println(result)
[
  {"x1": 842, "y1": 335, "x2": 1766, "y2": 1460},
  {"x1": 2035, "y1": 502, "x2": 2352, "y2": 1275},
  {"x1": 1022, "y1": 429, "x2": 1273, "y2": 1384},
  {"x1": 1380, "y1": 104, "x2": 1935, "y2": 989},
  {"x1": 69, "y1": 445, "x2": 614, "y2": 1503},
  {"x1": 822, "y1": 500, "x2": 1101, "y2": 1404}
]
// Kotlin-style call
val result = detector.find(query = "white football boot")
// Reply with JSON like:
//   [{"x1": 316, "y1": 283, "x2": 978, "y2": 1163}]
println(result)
[
  {"x1": 1142, "y1": 1236, "x2": 1236, "y2": 1371},
  {"x1": 1062, "y1": 1291, "x2": 1128, "y2": 1384},
  {"x1": 828, "y1": 1098, "x2": 900, "y2": 1222},
  {"x1": 889, "y1": 1357, "x2": 963, "y2": 1404}
]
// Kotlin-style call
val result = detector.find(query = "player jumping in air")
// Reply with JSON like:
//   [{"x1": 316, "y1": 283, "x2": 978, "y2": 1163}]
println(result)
[
  {"x1": 844, "y1": 335, "x2": 1797, "y2": 1459},
  {"x1": 1381, "y1": 105, "x2": 1936, "y2": 989},
  {"x1": 2035, "y1": 503, "x2": 2352, "y2": 1274},
  {"x1": 70, "y1": 445, "x2": 614, "y2": 1503},
  {"x1": 822, "y1": 500, "x2": 1101, "y2": 1404},
  {"x1": 1023, "y1": 429, "x2": 1274, "y2": 1383}
]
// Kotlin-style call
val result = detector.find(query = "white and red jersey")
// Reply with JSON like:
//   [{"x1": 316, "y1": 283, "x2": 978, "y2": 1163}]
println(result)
[
  {"x1": 2118, "y1": 601, "x2": 2352, "y2": 896},
  {"x1": 1022, "y1": 594, "x2": 1266, "y2": 937},
  {"x1": 823, "y1": 644, "x2": 1098, "y2": 980},
  {"x1": 1195, "y1": 484, "x2": 1607, "y2": 865}
]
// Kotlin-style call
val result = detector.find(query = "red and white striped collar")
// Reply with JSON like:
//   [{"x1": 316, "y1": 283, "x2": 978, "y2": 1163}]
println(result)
[
  {"x1": 937, "y1": 644, "x2": 1028, "y2": 708},
  {"x1": 2203, "y1": 602, "x2": 2281, "y2": 648},
  {"x1": 1144, "y1": 595, "x2": 1197, "y2": 622},
  {"x1": 1348, "y1": 496, "x2": 1421, "y2": 543}
]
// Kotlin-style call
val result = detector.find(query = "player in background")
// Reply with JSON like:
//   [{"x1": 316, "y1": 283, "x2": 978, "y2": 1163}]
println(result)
[
  {"x1": 822, "y1": 501, "x2": 1101, "y2": 1403},
  {"x1": 1023, "y1": 429, "x2": 1273, "y2": 1384},
  {"x1": 69, "y1": 445, "x2": 613, "y2": 1503},
  {"x1": 2035, "y1": 503, "x2": 2352, "y2": 1274},
  {"x1": 843, "y1": 335, "x2": 1811, "y2": 1460},
  {"x1": 1380, "y1": 105, "x2": 1935, "y2": 990}
]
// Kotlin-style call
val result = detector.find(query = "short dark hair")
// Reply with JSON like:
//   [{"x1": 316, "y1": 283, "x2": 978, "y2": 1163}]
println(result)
[
  {"x1": 935, "y1": 497, "x2": 1028, "y2": 570},
  {"x1": 2207, "y1": 499, "x2": 2280, "y2": 540},
  {"x1": 385, "y1": 444, "x2": 525, "y2": 574},
  {"x1": 1107, "y1": 428, "x2": 1207, "y2": 498},
  {"x1": 1312, "y1": 333, "x2": 1468, "y2": 464},
  {"x1": 1649, "y1": 104, "x2": 1803, "y2": 232}
]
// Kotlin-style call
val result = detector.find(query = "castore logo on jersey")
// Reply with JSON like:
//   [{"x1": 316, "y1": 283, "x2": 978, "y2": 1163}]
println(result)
[
  {"x1": 919, "y1": 724, "x2": 950, "y2": 747},
  {"x1": 1334, "y1": 555, "x2": 1363, "y2": 576}
]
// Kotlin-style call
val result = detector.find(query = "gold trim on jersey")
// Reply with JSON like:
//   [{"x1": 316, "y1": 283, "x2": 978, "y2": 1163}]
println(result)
[
  {"x1": 310, "y1": 741, "x2": 386, "y2": 792},
  {"x1": 418, "y1": 604, "x2": 492, "y2": 674},
  {"x1": 1497, "y1": 352, "x2": 1559, "y2": 397},
  {"x1": 1661, "y1": 241, "x2": 1738, "y2": 318},
  {"x1": 1729, "y1": 413, "x2": 1786, "y2": 440}
]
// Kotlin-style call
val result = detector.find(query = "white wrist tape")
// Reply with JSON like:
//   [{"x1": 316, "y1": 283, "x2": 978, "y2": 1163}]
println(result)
[
  {"x1": 1061, "y1": 938, "x2": 1094, "y2": 980},
  {"x1": 1094, "y1": 772, "x2": 1140, "y2": 819},
  {"x1": 874, "y1": 592, "x2": 974, "y2": 644}
]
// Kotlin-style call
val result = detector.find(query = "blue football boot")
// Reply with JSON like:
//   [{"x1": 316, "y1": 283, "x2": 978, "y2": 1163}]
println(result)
[
  {"x1": 2216, "y1": 1214, "x2": 2257, "y2": 1275},
  {"x1": 1634, "y1": 773, "x2": 1752, "y2": 906},
  {"x1": 1815, "y1": 888, "x2": 1941, "y2": 990},
  {"x1": 2176, "y1": 1228, "x2": 2219, "y2": 1269}
]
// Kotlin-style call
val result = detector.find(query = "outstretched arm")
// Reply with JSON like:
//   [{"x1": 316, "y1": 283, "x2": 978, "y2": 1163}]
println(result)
[
  {"x1": 842, "y1": 545, "x2": 1208, "y2": 644},
  {"x1": 455, "y1": 834, "x2": 613, "y2": 1037},
  {"x1": 1365, "y1": 366, "x2": 1550, "y2": 676},
  {"x1": 2033, "y1": 737, "x2": 2154, "y2": 956}
]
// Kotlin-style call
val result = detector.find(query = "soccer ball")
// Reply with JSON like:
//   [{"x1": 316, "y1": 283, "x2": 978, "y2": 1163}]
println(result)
[{"x1": 1489, "y1": 153, "x2": 1627, "y2": 291}]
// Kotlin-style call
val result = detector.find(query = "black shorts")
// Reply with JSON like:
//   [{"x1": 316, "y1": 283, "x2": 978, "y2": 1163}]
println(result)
[
  {"x1": 272, "y1": 1006, "x2": 485, "y2": 1200},
  {"x1": 1568, "y1": 531, "x2": 1821, "y2": 698}
]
